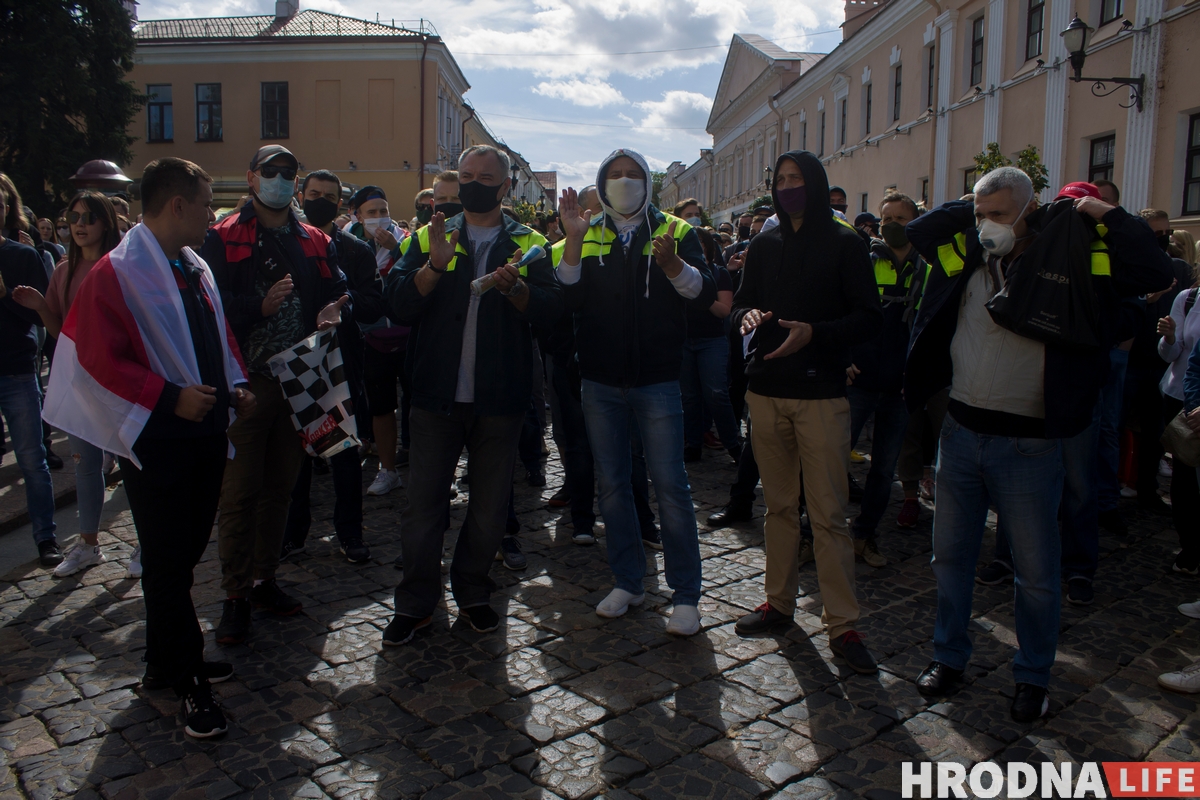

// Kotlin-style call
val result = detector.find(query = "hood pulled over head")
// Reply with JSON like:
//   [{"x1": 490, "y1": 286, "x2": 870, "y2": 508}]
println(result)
[
  {"x1": 771, "y1": 150, "x2": 832, "y2": 236},
  {"x1": 596, "y1": 149, "x2": 654, "y2": 220}
]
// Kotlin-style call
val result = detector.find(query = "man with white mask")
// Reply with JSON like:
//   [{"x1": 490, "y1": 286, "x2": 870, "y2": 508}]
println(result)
[
  {"x1": 557, "y1": 148, "x2": 717, "y2": 636},
  {"x1": 202, "y1": 144, "x2": 352, "y2": 647}
]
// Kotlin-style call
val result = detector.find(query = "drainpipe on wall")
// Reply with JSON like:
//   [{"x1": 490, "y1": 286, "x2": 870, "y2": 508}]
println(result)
[
  {"x1": 460, "y1": 104, "x2": 476, "y2": 157},
  {"x1": 419, "y1": 27, "x2": 430, "y2": 189}
]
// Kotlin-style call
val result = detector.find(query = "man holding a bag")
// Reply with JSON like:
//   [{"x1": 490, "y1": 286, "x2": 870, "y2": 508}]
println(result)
[{"x1": 904, "y1": 167, "x2": 1172, "y2": 722}]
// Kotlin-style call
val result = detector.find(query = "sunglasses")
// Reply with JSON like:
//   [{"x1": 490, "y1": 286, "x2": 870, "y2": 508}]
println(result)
[
  {"x1": 259, "y1": 165, "x2": 297, "y2": 180},
  {"x1": 68, "y1": 211, "x2": 101, "y2": 225}
]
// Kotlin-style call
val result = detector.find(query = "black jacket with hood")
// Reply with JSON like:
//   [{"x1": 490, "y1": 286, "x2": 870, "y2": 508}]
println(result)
[
  {"x1": 561, "y1": 148, "x2": 718, "y2": 388},
  {"x1": 731, "y1": 150, "x2": 883, "y2": 400},
  {"x1": 850, "y1": 238, "x2": 928, "y2": 394}
]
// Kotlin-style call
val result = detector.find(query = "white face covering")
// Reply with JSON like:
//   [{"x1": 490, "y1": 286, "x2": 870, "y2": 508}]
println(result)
[
  {"x1": 605, "y1": 177, "x2": 646, "y2": 216},
  {"x1": 683, "y1": 215, "x2": 702, "y2": 227},
  {"x1": 362, "y1": 217, "x2": 389, "y2": 236},
  {"x1": 976, "y1": 193, "x2": 1033, "y2": 257}
]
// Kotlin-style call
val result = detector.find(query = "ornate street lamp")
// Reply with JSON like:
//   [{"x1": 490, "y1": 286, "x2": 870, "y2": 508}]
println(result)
[
  {"x1": 510, "y1": 163, "x2": 520, "y2": 198},
  {"x1": 1060, "y1": 15, "x2": 1145, "y2": 111}
]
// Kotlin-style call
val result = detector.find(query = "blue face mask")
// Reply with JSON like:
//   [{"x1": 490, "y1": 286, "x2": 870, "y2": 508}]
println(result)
[{"x1": 256, "y1": 175, "x2": 295, "y2": 210}]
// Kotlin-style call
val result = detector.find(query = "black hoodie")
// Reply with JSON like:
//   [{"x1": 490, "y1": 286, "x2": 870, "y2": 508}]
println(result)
[{"x1": 731, "y1": 151, "x2": 883, "y2": 399}]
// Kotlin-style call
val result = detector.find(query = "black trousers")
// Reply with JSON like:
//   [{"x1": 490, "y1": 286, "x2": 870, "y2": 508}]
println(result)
[
  {"x1": 1126, "y1": 363, "x2": 1167, "y2": 499},
  {"x1": 120, "y1": 433, "x2": 227, "y2": 695},
  {"x1": 1164, "y1": 396, "x2": 1200, "y2": 565},
  {"x1": 284, "y1": 447, "x2": 363, "y2": 547}
]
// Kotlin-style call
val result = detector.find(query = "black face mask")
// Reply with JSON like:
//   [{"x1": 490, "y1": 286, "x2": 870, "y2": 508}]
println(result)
[
  {"x1": 831, "y1": 203, "x2": 849, "y2": 213},
  {"x1": 302, "y1": 197, "x2": 339, "y2": 228},
  {"x1": 737, "y1": 225, "x2": 751, "y2": 241},
  {"x1": 458, "y1": 180, "x2": 504, "y2": 214},
  {"x1": 435, "y1": 202, "x2": 464, "y2": 219},
  {"x1": 1157, "y1": 232, "x2": 1173, "y2": 252},
  {"x1": 880, "y1": 221, "x2": 909, "y2": 249},
  {"x1": 415, "y1": 206, "x2": 433, "y2": 225}
]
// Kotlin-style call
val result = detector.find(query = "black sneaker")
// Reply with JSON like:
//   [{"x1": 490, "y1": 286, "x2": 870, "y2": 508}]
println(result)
[
  {"x1": 1066, "y1": 577, "x2": 1094, "y2": 606},
  {"x1": 37, "y1": 540, "x2": 64, "y2": 567},
  {"x1": 499, "y1": 536, "x2": 526, "y2": 570},
  {"x1": 180, "y1": 677, "x2": 227, "y2": 739},
  {"x1": 830, "y1": 631, "x2": 877, "y2": 674},
  {"x1": 382, "y1": 615, "x2": 431, "y2": 646},
  {"x1": 249, "y1": 579, "x2": 303, "y2": 616},
  {"x1": 975, "y1": 560, "x2": 1014, "y2": 586},
  {"x1": 393, "y1": 550, "x2": 404, "y2": 570},
  {"x1": 44, "y1": 446, "x2": 64, "y2": 471},
  {"x1": 526, "y1": 470, "x2": 546, "y2": 487},
  {"x1": 915, "y1": 661, "x2": 964, "y2": 696},
  {"x1": 572, "y1": 528, "x2": 596, "y2": 546},
  {"x1": 707, "y1": 504, "x2": 753, "y2": 525},
  {"x1": 143, "y1": 661, "x2": 234, "y2": 691},
  {"x1": 1011, "y1": 683, "x2": 1050, "y2": 722},
  {"x1": 847, "y1": 474, "x2": 864, "y2": 503},
  {"x1": 462, "y1": 604, "x2": 501, "y2": 633},
  {"x1": 279, "y1": 540, "x2": 306, "y2": 562},
  {"x1": 340, "y1": 539, "x2": 371, "y2": 564},
  {"x1": 735, "y1": 603, "x2": 793, "y2": 635},
  {"x1": 215, "y1": 598, "x2": 251, "y2": 646},
  {"x1": 642, "y1": 526, "x2": 663, "y2": 551},
  {"x1": 1098, "y1": 509, "x2": 1128, "y2": 535}
]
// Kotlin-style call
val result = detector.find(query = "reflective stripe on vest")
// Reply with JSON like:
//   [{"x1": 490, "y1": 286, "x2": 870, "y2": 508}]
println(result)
[
  {"x1": 937, "y1": 232, "x2": 968, "y2": 277},
  {"x1": 1091, "y1": 223, "x2": 1111, "y2": 276},
  {"x1": 412, "y1": 225, "x2": 544, "y2": 275},
  {"x1": 872, "y1": 254, "x2": 914, "y2": 297}
]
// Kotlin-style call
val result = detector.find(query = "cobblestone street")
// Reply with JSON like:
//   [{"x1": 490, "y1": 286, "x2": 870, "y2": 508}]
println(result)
[{"x1": 1, "y1": 439, "x2": 1198, "y2": 800}]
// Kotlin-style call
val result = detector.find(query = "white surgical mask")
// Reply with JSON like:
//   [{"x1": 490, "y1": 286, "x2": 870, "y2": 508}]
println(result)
[
  {"x1": 363, "y1": 217, "x2": 389, "y2": 235},
  {"x1": 604, "y1": 177, "x2": 646, "y2": 216},
  {"x1": 683, "y1": 215, "x2": 702, "y2": 228},
  {"x1": 255, "y1": 175, "x2": 295, "y2": 210},
  {"x1": 976, "y1": 194, "x2": 1032, "y2": 257}
]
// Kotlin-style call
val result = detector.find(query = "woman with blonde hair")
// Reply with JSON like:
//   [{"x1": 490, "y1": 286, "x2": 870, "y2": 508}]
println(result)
[
  {"x1": 1172, "y1": 229, "x2": 1197, "y2": 282},
  {"x1": 13, "y1": 190, "x2": 125, "y2": 577}
]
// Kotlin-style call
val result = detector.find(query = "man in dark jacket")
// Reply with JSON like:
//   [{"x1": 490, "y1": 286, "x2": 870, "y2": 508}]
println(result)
[
  {"x1": 847, "y1": 191, "x2": 927, "y2": 568},
  {"x1": 904, "y1": 167, "x2": 1173, "y2": 721},
  {"x1": 282, "y1": 169, "x2": 386, "y2": 564},
  {"x1": 381, "y1": 145, "x2": 561, "y2": 646},
  {"x1": 201, "y1": 145, "x2": 351, "y2": 646},
  {"x1": 556, "y1": 147, "x2": 717, "y2": 637},
  {"x1": 729, "y1": 150, "x2": 883, "y2": 676}
]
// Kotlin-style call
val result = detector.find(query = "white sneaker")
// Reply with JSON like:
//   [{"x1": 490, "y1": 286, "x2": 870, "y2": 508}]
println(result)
[
  {"x1": 1120, "y1": 485, "x2": 1137, "y2": 498},
  {"x1": 596, "y1": 588, "x2": 645, "y2": 619},
  {"x1": 1158, "y1": 660, "x2": 1200, "y2": 693},
  {"x1": 1160, "y1": 458, "x2": 1174, "y2": 478},
  {"x1": 666, "y1": 604, "x2": 701, "y2": 636},
  {"x1": 127, "y1": 546, "x2": 142, "y2": 579},
  {"x1": 1179, "y1": 599, "x2": 1200, "y2": 619},
  {"x1": 54, "y1": 543, "x2": 105, "y2": 577},
  {"x1": 367, "y1": 468, "x2": 402, "y2": 496}
]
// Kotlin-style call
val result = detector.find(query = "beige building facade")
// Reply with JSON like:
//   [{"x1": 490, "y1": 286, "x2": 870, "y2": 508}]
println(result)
[
  {"x1": 670, "y1": 0, "x2": 1200, "y2": 235},
  {"x1": 126, "y1": 2, "x2": 544, "y2": 212}
]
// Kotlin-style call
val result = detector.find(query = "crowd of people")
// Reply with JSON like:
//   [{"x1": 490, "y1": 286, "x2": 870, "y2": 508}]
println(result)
[{"x1": 2, "y1": 139, "x2": 1200, "y2": 741}]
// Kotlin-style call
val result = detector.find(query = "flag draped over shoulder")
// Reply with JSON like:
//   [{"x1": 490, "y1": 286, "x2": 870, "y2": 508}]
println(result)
[{"x1": 42, "y1": 223, "x2": 246, "y2": 469}]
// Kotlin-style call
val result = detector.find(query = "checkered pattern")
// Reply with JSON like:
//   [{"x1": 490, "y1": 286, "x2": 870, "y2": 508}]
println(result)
[{"x1": 267, "y1": 329, "x2": 360, "y2": 458}]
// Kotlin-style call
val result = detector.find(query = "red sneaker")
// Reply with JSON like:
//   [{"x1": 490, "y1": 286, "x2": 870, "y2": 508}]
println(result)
[{"x1": 896, "y1": 498, "x2": 920, "y2": 529}]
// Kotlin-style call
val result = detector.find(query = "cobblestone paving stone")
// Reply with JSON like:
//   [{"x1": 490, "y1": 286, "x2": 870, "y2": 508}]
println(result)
[{"x1": 2, "y1": 436, "x2": 1199, "y2": 798}]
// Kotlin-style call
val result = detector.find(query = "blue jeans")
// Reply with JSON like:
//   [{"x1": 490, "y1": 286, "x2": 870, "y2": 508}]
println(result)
[
  {"x1": 0, "y1": 374, "x2": 56, "y2": 544},
  {"x1": 1097, "y1": 348, "x2": 1128, "y2": 512},
  {"x1": 847, "y1": 386, "x2": 910, "y2": 539},
  {"x1": 67, "y1": 434, "x2": 104, "y2": 536},
  {"x1": 629, "y1": 418, "x2": 657, "y2": 533},
  {"x1": 680, "y1": 337, "x2": 741, "y2": 452},
  {"x1": 932, "y1": 415, "x2": 1064, "y2": 687},
  {"x1": 581, "y1": 379, "x2": 701, "y2": 606}
]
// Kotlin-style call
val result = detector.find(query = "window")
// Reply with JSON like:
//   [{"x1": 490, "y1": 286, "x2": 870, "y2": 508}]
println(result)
[
  {"x1": 970, "y1": 17, "x2": 985, "y2": 87},
  {"x1": 1026, "y1": 0, "x2": 1045, "y2": 60},
  {"x1": 738, "y1": 154, "x2": 744, "y2": 193},
  {"x1": 819, "y1": 112, "x2": 826, "y2": 156},
  {"x1": 839, "y1": 99, "x2": 847, "y2": 147},
  {"x1": 921, "y1": 178, "x2": 930, "y2": 206},
  {"x1": 1089, "y1": 135, "x2": 1116, "y2": 183},
  {"x1": 860, "y1": 193, "x2": 869, "y2": 212},
  {"x1": 864, "y1": 83, "x2": 873, "y2": 136},
  {"x1": 261, "y1": 82, "x2": 289, "y2": 139},
  {"x1": 964, "y1": 167, "x2": 979, "y2": 196},
  {"x1": 146, "y1": 84, "x2": 173, "y2": 142},
  {"x1": 801, "y1": 121, "x2": 808, "y2": 151},
  {"x1": 926, "y1": 44, "x2": 936, "y2": 109},
  {"x1": 1100, "y1": 0, "x2": 1123, "y2": 25},
  {"x1": 1185, "y1": 115, "x2": 1200, "y2": 215},
  {"x1": 892, "y1": 65, "x2": 902, "y2": 122},
  {"x1": 195, "y1": 84, "x2": 222, "y2": 142}
]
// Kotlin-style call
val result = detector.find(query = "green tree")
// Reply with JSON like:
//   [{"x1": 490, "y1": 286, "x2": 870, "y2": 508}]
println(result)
[
  {"x1": 973, "y1": 143, "x2": 1050, "y2": 196},
  {"x1": 0, "y1": 1, "x2": 145, "y2": 216},
  {"x1": 650, "y1": 171, "x2": 665, "y2": 208}
]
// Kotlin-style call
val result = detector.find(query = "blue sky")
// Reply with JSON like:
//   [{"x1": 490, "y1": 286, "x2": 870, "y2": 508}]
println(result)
[{"x1": 135, "y1": 0, "x2": 845, "y2": 189}]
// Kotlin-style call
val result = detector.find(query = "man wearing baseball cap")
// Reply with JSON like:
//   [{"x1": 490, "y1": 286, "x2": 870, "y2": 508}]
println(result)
[{"x1": 201, "y1": 144, "x2": 352, "y2": 646}]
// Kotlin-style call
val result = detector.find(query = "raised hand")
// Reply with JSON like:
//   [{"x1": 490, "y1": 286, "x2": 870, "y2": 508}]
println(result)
[
  {"x1": 262, "y1": 276, "x2": 294, "y2": 316},
  {"x1": 739, "y1": 309, "x2": 773, "y2": 335},
  {"x1": 559, "y1": 188, "x2": 590, "y2": 242},
  {"x1": 316, "y1": 294, "x2": 350, "y2": 330},
  {"x1": 652, "y1": 221, "x2": 682, "y2": 277},
  {"x1": 427, "y1": 212, "x2": 460, "y2": 271}
]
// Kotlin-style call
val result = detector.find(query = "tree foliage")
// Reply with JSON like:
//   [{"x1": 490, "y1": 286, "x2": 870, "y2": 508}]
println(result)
[
  {"x1": 973, "y1": 143, "x2": 1050, "y2": 196},
  {"x1": 0, "y1": 0, "x2": 145, "y2": 216}
]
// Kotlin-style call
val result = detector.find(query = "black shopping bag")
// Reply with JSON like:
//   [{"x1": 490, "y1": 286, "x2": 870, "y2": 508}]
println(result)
[{"x1": 986, "y1": 199, "x2": 1101, "y2": 349}]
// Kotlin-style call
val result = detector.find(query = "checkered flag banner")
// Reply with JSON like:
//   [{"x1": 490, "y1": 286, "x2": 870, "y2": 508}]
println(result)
[{"x1": 267, "y1": 329, "x2": 360, "y2": 459}]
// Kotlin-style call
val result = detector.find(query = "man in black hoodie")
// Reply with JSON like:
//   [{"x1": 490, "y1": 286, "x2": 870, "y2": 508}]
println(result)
[{"x1": 730, "y1": 151, "x2": 883, "y2": 675}]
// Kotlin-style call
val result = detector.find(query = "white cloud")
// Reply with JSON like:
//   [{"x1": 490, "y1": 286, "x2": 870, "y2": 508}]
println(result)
[{"x1": 532, "y1": 79, "x2": 627, "y2": 108}]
